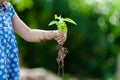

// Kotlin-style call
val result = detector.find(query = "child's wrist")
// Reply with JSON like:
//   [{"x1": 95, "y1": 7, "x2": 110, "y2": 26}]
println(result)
[{"x1": 51, "y1": 30, "x2": 58, "y2": 39}]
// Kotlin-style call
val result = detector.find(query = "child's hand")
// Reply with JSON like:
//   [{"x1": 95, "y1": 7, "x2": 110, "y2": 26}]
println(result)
[{"x1": 54, "y1": 31, "x2": 67, "y2": 45}]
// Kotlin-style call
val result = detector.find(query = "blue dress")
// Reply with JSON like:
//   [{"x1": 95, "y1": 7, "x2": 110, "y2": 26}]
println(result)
[{"x1": 0, "y1": 2, "x2": 20, "y2": 80}]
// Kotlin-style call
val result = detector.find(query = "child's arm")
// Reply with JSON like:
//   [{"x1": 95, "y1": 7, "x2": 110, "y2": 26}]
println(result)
[{"x1": 12, "y1": 13, "x2": 66, "y2": 45}]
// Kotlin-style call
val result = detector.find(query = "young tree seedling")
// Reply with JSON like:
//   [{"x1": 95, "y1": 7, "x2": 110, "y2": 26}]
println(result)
[{"x1": 48, "y1": 14, "x2": 77, "y2": 76}]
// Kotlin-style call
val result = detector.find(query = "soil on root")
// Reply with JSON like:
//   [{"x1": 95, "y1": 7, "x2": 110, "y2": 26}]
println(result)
[{"x1": 56, "y1": 45, "x2": 68, "y2": 76}]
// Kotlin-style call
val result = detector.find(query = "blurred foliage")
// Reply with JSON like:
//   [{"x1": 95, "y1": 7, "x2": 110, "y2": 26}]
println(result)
[{"x1": 7, "y1": 0, "x2": 120, "y2": 79}]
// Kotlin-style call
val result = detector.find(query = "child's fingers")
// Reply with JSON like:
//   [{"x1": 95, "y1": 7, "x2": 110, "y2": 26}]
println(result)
[
  {"x1": 56, "y1": 34, "x2": 67, "y2": 45},
  {"x1": 53, "y1": 30, "x2": 67, "y2": 45},
  {"x1": 57, "y1": 37, "x2": 65, "y2": 45}
]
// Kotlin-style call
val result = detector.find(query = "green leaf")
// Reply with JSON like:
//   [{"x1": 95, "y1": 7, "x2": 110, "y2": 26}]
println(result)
[
  {"x1": 64, "y1": 18, "x2": 77, "y2": 25},
  {"x1": 54, "y1": 14, "x2": 58, "y2": 19},
  {"x1": 48, "y1": 21, "x2": 58, "y2": 26}
]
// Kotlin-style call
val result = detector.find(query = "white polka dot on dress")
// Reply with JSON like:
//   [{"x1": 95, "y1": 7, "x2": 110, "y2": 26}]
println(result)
[
  {"x1": 0, "y1": 65, "x2": 5, "y2": 69},
  {"x1": 1, "y1": 46, "x2": 5, "y2": 50},
  {"x1": 5, "y1": 34, "x2": 8, "y2": 38},
  {"x1": 0, "y1": 59, "x2": 4, "y2": 63},
  {"x1": 10, "y1": 54, "x2": 14, "y2": 58},
  {"x1": 11, "y1": 38, "x2": 14, "y2": 42},
  {"x1": 2, "y1": 74, "x2": 7, "y2": 79},
  {"x1": 0, "y1": 24, "x2": 3, "y2": 27},
  {"x1": 0, "y1": 17, "x2": 2, "y2": 21},
  {"x1": 0, "y1": 71, "x2": 2, "y2": 75}
]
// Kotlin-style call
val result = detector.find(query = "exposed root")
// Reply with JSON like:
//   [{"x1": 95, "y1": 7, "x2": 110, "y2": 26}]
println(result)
[{"x1": 56, "y1": 45, "x2": 68, "y2": 76}]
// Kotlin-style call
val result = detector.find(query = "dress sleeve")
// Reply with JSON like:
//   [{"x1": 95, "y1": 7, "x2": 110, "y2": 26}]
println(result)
[{"x1": 6, "y1": 2, "x2": 16, "y2": 19}]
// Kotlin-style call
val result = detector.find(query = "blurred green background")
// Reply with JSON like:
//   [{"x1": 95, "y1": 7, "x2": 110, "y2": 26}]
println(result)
[{"x1": 7, "y1": 0, "x2": 120, "y2": 79}]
